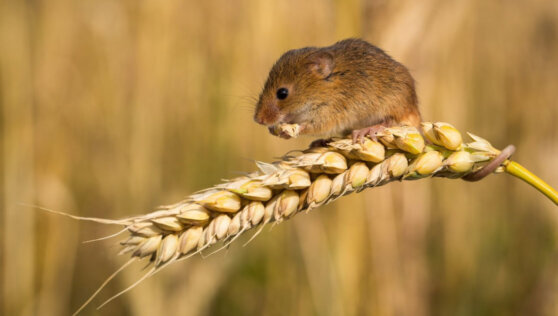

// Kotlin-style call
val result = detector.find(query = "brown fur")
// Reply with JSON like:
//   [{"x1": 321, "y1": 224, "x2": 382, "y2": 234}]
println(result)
[{"x1": 254, "y1": 38, "x2": 421, "y2": 138}]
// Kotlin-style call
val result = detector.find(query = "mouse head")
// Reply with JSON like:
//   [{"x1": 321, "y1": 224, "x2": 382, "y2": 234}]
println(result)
[{"x1": 254, "y1": 47, "x2": 335, "y2": 130}]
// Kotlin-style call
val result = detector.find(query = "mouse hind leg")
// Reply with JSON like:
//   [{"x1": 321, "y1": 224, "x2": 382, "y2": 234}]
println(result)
[
  {"x1": 351, "y1": 108, "x2": 422, "y2": 143},
  {"x1": 351, "y1": 118, "x2": 394, "y2": 143}
]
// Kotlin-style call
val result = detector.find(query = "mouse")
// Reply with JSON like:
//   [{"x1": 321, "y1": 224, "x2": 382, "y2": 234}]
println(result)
[{"x1": 253, "y1": 38, "x2": 421, "y2": 143}]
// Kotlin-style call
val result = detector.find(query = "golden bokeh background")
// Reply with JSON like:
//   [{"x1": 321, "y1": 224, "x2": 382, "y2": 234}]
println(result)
[{"x1": 2, "y1": 0, "x2": 558, "y2": 315}]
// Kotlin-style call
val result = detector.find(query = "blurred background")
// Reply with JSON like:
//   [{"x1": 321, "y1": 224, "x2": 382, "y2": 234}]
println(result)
[{"x1": 1, "y1": 0, "x2": 558, "y2": 315}]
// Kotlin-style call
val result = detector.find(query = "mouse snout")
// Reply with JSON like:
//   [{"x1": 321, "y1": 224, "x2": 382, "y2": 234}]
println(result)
[
  {"x1": 254, "y1": 102, "x2": 280, "y2": 126},
  {"x1": 253, "y1": 112, "x2": 266, "y2": 125}
]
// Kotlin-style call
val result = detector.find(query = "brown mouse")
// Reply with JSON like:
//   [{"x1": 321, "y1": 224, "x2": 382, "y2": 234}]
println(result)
[{"x1": 254, "y1": 38, "x2": 421, "y2": 142}]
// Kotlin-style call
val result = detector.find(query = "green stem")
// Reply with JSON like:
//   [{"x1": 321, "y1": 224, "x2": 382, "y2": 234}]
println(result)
[{"x1": 504, "y1": 160, "x2": 558, "y2": 205}]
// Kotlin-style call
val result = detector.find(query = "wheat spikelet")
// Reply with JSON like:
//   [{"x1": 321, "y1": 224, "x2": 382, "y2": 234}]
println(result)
[{"x1": 45, "y1": 122, "x2": 554, "y2": 315}]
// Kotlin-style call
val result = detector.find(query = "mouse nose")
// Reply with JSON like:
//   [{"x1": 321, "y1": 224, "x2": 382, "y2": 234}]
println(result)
[
  {"x1": 254, "y1": 102, "x2": 280, "y2": 125},
  {"x1": 254, "y1": 113, "x2": 265, "y2": 125}
]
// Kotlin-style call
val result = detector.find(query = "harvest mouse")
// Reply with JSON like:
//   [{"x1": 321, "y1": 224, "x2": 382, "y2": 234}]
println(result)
[{"x1": 254, "y1": 38, "x2": 421, "y2": 143}]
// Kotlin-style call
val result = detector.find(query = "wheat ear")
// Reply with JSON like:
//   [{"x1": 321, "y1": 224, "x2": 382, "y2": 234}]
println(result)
[{"x1": 37, "y1": 122, "x2": 556, "y2": 314}]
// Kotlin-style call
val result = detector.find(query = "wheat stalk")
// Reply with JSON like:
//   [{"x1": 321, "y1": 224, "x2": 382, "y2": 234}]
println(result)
[{"x1": 37, "y1": 122, "x2": 556, "y2": 315}]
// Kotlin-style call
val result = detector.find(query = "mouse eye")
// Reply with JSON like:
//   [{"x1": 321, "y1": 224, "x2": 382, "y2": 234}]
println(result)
[{"x1": 276, "y1": 88, "x2": 289, "y2": 100}]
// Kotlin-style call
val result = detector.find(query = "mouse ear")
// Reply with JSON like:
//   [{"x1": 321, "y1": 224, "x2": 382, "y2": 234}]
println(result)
[{"x1": 307, "y1": 51, "x2": 334, "y2": 78}]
